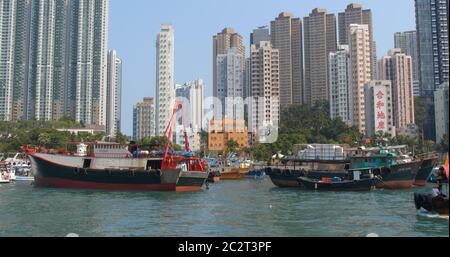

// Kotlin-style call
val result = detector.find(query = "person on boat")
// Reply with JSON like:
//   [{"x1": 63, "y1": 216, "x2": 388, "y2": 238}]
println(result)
[
  {"x1": 431, "y1": 184, "x2": 441, "y2": 197},
  {"x1": 437, "y1": 166, "x2": 448, "y2": 192}
]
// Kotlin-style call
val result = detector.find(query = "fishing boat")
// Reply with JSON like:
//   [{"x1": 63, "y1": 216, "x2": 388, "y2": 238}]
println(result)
[
  {"x1": 26, "y1": 101, "x2": 208, "y2": 192},
  {"x1": 297, "y1": 174, "x2": 376, "y2": 192},
  {"x1": 349, "y1": 146, "x2": 423, "y2": 189},
  {"x1": 266, "y1": 159, "x2": 350, "y2": 188},
  {"x1": 4, "y1": 153, "x2": 33, "y2": 182},
  {"x1": 414, "y1": 155, "x2": 439, "y2": 186}
]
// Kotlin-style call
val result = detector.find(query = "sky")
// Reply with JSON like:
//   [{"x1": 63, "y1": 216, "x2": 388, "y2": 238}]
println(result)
[{"x1": 108, "y1": 0, "x2": 416, "y2": 136}]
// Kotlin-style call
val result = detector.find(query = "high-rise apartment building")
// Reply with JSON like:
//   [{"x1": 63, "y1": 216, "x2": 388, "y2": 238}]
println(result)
[
  {"x1": 270, "y1": 12, "x2": 303, "y2": 107},
  {"x1": 349, "y1": 24, "x2": 372, "y2": 134},
  {"x1": 106, "y1": 50, "x2": 122, "y2": 138},
  {"x1": 216, "y1": 47, "x2": 245, "y2": 120},
  {"x1": 0, "y1": 0, "x2": 110, "y2": 126},
  {"x1": 0, "y1": 0, "x2": 31, "y2": 121},
  {"x1": 304, "y1": 8, "x2": 337, "y2": 105},
  {"x1": 213, "y1": 28, "x2": 246, "y2": 100},
  {"x1": 155, "y1": 24, "x2": 175, "y2": 136},
  {"x1": 329, "y1": 45, "x2": 351, "y2": 125},
  {"x1": 338, "y1": 3, "x2": 376, "y2": 79},
  {"x1": 378, "y1": 49, "x2": 415, "y2": 132},
  {"x1": 365, "y1": 80, "x2": 396, "y2": 137},
  {"x1": 133, "y1": 97, "x2": 155, "y2": 141},
  {"x1": 394, "y1": 31, "x2": 420, "y2": 96},
  {"x1": 434, "y1": 82, "x2": 449, "y2": 144},
  {"x1": 250, "y1": 41, "x2": 280, "y2": 143},
  {"x1": 415, "y1": 0, "x2": 449, "y2": 140}
]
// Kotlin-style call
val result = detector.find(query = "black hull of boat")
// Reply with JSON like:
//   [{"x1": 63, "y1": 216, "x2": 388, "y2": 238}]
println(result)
[
  {"x1": 30, "y1": 154, "x2": 181, "y2": 191},
  {"x1": 297, "y1": 177, "x2": 375, "y2": 192},
  {"x1": 266, "y1": 168, "x2": 349, "y2": 188},
  {"x1": 414, "y1": 193, "x2": 449, "y2": 216}
]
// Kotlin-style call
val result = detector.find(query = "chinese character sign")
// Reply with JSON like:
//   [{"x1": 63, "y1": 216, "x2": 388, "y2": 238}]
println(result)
[{"x1": 374, "y1": 86, "x2": 388, "y2": 133}]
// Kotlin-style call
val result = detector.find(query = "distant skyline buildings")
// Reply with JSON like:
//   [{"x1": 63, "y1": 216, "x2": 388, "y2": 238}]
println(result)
[
  {"x1": 133, "y1": 97, "x2": 155, "y2": 141},
  {"x1": 0, "y1": 0, "x2": 111, "y2": 129},
  {"x1": 270, "y1": 12, "x2": 303, "y2": 107},
  {"x1": 394, "y1": 31, "x2": 419, "y2": 86},
  {"x1": 378, "y1": 48, "x2": 415, "y2": 132},
  {"x1": 329, "y1": 45, "x2": 351, "y2": 126},
  {"x1": 415, "y1": 0, "x2": 449, "y2": 140},
  {"x1": 106, "y1": 49, "x2": 122, "y2": 138},
  {"x1": 349, "y1": 24, "x2": 372, "y2": 134},
  {"x1": 155, "y1": 24, "x2": 175, "y2": 136},
  {"x1": 303, "y1": 8, "x2": 337, "y2": 105}
]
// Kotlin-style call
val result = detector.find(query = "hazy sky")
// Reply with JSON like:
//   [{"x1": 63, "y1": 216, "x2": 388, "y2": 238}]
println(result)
[{"x1": 109, "y1": 0, "x2": 416, "y2": 135}]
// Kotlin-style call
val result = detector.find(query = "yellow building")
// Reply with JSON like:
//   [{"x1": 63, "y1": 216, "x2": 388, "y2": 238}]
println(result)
[{"x1": 208, "y1": 119, "x2": 248, "y2": 152}]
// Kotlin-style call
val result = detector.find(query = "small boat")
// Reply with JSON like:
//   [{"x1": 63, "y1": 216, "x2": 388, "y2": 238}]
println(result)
[
  {"x1": 297, "y1": 176, "x2": 376, "y2": 192},
  {"x1": 244, "y1": 168, "x2": 266, "y2": 179},
  {"x1": 414, "y1": 193, "x2": 449, "y2": 216}
]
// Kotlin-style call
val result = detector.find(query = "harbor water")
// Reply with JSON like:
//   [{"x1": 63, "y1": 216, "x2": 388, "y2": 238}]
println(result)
[{"x1": 0, "y1": 178, "x2": 448, "y2": 237}]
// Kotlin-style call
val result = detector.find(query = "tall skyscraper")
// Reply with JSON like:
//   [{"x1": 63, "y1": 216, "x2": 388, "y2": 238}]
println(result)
[
  {"x1": 70, "y1": 0, "x2": 109, "y2": 126},
  {"x1": 12, "y1": 0, "x2": 31, "y2": 121},
  {"x1": 415, "y1": 0, "x2": 449, "y2": 140},
  {"x1": 365, "y1": 80, "x2": 396, "y2": 137},
  {"x1": 155, "y1": 24, "x2": 175, "y2": 136},
  {"x1": 106, "y1": 50, "x2": 122, "y2": 138},
  {"x1": 213, "y1": 28, "x2": 246, "y2": 100},
  {"x1": 133, "y1": 97, "x2": 155, "y2": 141},
  {"x1": 1, "y1": 0, "x2": 110, "y2": 127},
  {"x1": 250, "y1": 41, "x2": 280, "y2": 143},
  {"x1": 270, "y1": 12, "x2": 303, "y2": 107},
  {"x1": 434, "y1": 82, "x2": 449, "y2": 144},
  {"x1": 0, "y1": 0, "x2": 31, "y2": 121},
  {"x1": 329, "y1": 45, "x2": 351, "y2": 125},
  {"x1": 304, "y1": 8, "x2": 337, "y2": 105},
  {"x1": 250, "y1": 26, "x2": 270, "y2": 48},
  {"x1": 394, "y1": 31, "x2": 420, "y2": 96},
  {"x1": 216, "y1": 47, "x2": 245, "y2": 120},
  {"x1": 378, "y1": 49, "x2": 415, "y2": 131},
  {"x1": 349, "y1": 24, "x2": 372, "y2": 134},
  {"x1": 338, "y1": 3, "x2": 376, "y2": 79}
]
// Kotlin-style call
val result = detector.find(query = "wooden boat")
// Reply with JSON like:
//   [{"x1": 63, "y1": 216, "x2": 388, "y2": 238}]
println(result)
[
  {"x1": 266, "y1": 159, "x2": 350, "y2": 188},
  {"x1": 414, "y1": 193, "x2": 449, "y2": 216},
  {"x1": 350, "y1": 146, "x2": 423, "y2": 189},
  {"x1": 219, "y1": 167, "x2": 249, "y2": 180},
  {"x1": 297, "y1": 176, "x2": 375, "y2": 192},
  {"x1": 414, "y1": 155, "x2": 439, "y2": 186}
]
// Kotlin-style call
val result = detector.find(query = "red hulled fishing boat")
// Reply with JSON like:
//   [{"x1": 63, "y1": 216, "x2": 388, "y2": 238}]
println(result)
[{"x1": 25, "y1": 101, "x2": 209, "y2": 192}]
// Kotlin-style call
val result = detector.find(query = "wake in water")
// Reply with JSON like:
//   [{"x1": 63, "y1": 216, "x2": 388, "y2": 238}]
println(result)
[{"x1": 417, "y1": 209, "x2": 449, "y2": 220}]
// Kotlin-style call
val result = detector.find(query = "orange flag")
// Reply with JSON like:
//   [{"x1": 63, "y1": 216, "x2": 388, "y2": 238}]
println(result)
[{"x1": 445, "y1": 153, "x2": 449, "y2": 180}]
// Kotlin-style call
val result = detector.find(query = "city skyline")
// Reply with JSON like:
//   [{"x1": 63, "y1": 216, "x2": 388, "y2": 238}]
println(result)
[{"x1": 109, "y1": 0, "x2": 416, "y2": 135}]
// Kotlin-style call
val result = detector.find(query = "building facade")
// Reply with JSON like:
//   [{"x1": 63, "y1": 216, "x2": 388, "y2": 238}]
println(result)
[
  {"x1": 434, "y1": 82, "x2": 449, "y2": 144},
  {"x1": 338, "y1": 3, "x2": 376, "y2": 79},
  {"x1": 270, "y1": 12, "x2": 303, "y2": 106},
  {"x1": 250, "y1": 41, "x2": 280, "y2": 143},
  {"x1": 208, "y1": 119, "x2": 248, "y2": 152},
  {"x1": 349, "y1": 24, "x2": 372, "y2": 134},
  {"x1": 106, "y1": 49, "x2": 122, "y2": 138},
  {"x1": 415, "y1": 0, "x2": 449, "y2": 140},
  {"x1": 216, "y1": 47, "x2": 245, "y2": 120},
  {"x1": 394, "y1": 31, "x2": 420, "y2": 96},
  {"x1": 1, "y1": 0, "x2": 110, "y2": 127},
  {"x1": 250, "y1": 26, "x2": 270, "y2": 48},
  {"x1": 213, "y1": 28, "x2": 246, "y2": 100},
  {"x1": 303, "y1": 8, "x2": 337, "y2": 105},
  {"x1": 133, "y1": 97, "x2": 155, "y2": 141},
  {"x1": 155, "y1": 24, "x2": 175, "y2": 136},
  {"x1": 378, "y1": 49, "x2": 415, "y2": 132},
  {"x1": 329, "y1": 45, "x2": 351, "y2": 125},
  {"x1": 365, "y1": 80, "x2": 396, "y2": 137}
]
